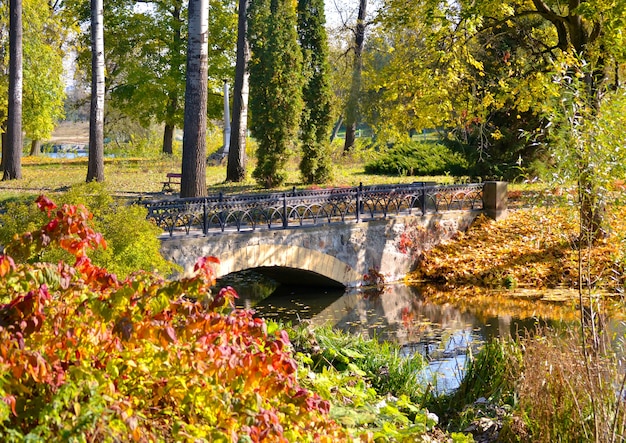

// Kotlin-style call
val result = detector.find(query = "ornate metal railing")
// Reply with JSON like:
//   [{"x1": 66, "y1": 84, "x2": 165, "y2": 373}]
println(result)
[{"x1": 144, "y1": 182, "x2": 485, "y2": 236}]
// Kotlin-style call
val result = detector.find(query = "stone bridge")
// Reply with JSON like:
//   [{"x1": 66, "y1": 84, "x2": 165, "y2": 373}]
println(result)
[{"x1": 154, "y1": 182, "x2": 507, "y2": 288}]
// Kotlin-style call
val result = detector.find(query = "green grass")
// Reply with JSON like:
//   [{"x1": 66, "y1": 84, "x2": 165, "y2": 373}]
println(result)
[{"x1": 0, "y1": 152, "x2": 456, "y2": 204}]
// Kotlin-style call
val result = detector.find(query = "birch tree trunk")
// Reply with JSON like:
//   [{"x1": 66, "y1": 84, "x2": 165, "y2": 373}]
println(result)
[
  {"x1": 4, "y1": 0, "x2": 23, "y2": 180},
  {"x1": 181, "y1": 0, "x2": 209, "y2": 197},
  {"x1": 87, "y1": 0, "x2": 105, "y2": 182}
]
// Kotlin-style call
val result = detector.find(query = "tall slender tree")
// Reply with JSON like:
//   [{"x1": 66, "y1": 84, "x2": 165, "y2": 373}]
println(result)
[
  {"x1": 342, "y1": 0, "x2": 366, "y2": 153},
  {"x1": 248, "y1": 0, "x2": 304, "y2": 188},
  {"x1": 226, "y1": 0, "x2": 250, "y2": 182},
  {"x1": 87, "y1": 0, "x2": 105, "y2": 182},
  {"x1": 297, "y1": 0, "x2": 333, "y2": 183},
  {"x1": 4, "y1": 0, "x2": 23, "y2": 180},
  {"x1": 1, "y1": 0, "x2": 66, "y2": 161},
  {"x1": 181, "y1": 0, "x2": 209, "y2": 197},
  {"x1": 23, "y1": 0, "x2": 66, "y2": 156}
]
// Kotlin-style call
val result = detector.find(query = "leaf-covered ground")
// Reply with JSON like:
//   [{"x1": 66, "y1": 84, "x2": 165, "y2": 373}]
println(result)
[{"x1": 408, "y1": 205, "x2": 626, "y2": 294}]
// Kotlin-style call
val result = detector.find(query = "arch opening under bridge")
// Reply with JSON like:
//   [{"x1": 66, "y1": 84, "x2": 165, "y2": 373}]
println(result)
[{"x1": 215, "y1": 245, "x2": 362, "y2": 288}]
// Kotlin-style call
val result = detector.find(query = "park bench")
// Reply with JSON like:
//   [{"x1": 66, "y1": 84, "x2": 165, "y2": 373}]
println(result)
[{"x1": 162, "y1": 173, "x2": 182, "y2": 193}]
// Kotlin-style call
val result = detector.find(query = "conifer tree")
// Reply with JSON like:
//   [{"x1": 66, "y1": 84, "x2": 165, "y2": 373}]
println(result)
[
  {"x1": 297, "y1": 0, "x2": 333, "y2": 184},
  {"x1": 248, "y1": 0, "x2": 303, "y2": 188}
]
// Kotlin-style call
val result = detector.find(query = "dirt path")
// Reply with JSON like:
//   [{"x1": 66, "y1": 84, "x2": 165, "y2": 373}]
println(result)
[{"x1": 47, "y1": 121, "x2": 89, "y2": 145}]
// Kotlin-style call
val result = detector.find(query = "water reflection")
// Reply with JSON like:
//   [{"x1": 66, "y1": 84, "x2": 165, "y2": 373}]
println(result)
[
  {"x1": 236, "y1": 283, "x2": 562, "y2": 346},
  {"x1": 229, "y1": 278, "x2": 585, "y2": 393}
]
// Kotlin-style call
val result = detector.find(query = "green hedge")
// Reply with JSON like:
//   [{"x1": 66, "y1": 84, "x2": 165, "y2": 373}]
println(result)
[
  {"x1": 0, "y1": 183, "x2": 177, "y2": 278},
  {"x1": 365, "y1": 141, "x2": 468, "y2": 176}
]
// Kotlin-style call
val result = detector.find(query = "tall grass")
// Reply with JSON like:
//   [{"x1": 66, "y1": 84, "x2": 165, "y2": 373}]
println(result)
[
  {"x1": 430, "y1": 330, "x2": 626, "y2": 443},
  {"x1": 516, "y1": 330, "x2": 626, "y2": 443},
  {"x1": 289, "y1": 325, "x2": 427, "y2": 402}
]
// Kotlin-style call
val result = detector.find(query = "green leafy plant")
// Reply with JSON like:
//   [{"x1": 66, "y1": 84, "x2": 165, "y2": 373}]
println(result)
[
  {"x1": 365, "y1": 141, "x2": 468, "y2": 177},
  {"x1": 0, "y1": 183, "x2": 177, "y2": 278},
  {"x1": 290, "y1": 325, "x2": 426, "y2": 401},
  {"x1": 0, "y1": 196, "x2": 347, "y2": 441},
  {"x1": 289, "y1": 325, "x2": 454, "y2": 441}
]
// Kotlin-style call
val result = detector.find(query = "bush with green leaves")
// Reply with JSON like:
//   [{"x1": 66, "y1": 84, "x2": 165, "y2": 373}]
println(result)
[
  {"x1": 290, "y1": 325, "x2": 426, "y2": 401},
  {"x1": 0, "y1": 196, "x2": 347, "y2": 441},
  {"x1": 0, "y1": 183, "x2": 177, "y2": 278},
  {"x1": 365, "y1": 141, "x2": 468, "y2": 176}
]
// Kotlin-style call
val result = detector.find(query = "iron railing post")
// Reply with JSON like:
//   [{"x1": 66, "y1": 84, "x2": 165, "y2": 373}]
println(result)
[
  {"x1": 283, "y1": 193, "x2": 288, "y2": 228},
  {"x1": 356, "y1": 183, "x2": 361, "y2": 222},
  {"x1": 203, "y1": 199, "x2": 208, "y2": 235},
  {"x1": 218, "y1": 192, "x2": 225, "y2": 231},
  {"x1": 421, "y1": 183, "x2": 427, "y2": 215}
]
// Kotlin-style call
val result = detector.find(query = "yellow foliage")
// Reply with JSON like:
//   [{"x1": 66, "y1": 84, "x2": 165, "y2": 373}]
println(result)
[{"x1": 409, "y1": 204, "x2": 626, "y2": 293}]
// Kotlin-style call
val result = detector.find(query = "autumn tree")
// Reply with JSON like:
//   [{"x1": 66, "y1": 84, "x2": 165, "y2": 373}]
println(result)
[
  {"x1": 180, "y1": 0, "x2": 209, "y2": 197},
  {"x1": 371, "y1": 0, "x2": 626, "y2": 234},
  {"x1": 0, "y1": 0, "x2": 66, "y2": 160},
  {"x1": 106, "y1": 0, "x2": 187, "y2": 155},
  {"x1": 23, "y1": 1, "x2": 66, "y2": 156},
  {"x1": 248, "y1": 0, "x2": 304, "y2": 188},
  {"x1": 226, "y1": 0, "x2": 250, "y2": 182},
  {"x1": 297, "y1": 0, "x2": 333, "y2": 184},
  {"x1": 105, "y1": 0, "x2": 236, "y2": 155}
]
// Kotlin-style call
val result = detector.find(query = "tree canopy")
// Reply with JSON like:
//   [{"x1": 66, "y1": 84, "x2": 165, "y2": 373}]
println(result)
[
  {"x1": 364, "y1": 0, "x2": 626, "y2": 174},
  {"x1": 0, "y1": 0, "x2": 66, "y2": 159}
]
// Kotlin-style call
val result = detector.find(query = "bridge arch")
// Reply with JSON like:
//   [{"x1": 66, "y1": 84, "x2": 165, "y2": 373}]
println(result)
[{"x1": 216, "y1": 245, "x2": 363, "y2": 288}]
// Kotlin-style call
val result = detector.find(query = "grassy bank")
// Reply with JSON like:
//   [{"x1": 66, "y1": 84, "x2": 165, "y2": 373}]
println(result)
[
  {"x1": 0, "y1": 153, "x2": 455, "y2": 202},
  {"x1": 408, "y1": 191, "x2": 626, "y2": 442}
]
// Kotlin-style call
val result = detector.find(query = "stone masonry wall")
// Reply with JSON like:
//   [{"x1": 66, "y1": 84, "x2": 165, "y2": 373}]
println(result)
[{"x1": 160, "y1": 210, "x2": 482, "y2": 287}]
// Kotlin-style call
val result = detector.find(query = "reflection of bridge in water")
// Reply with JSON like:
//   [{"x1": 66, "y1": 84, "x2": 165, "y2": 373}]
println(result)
[{"x1": 148, "y1": 182, "x2": 507, "y2": 288}]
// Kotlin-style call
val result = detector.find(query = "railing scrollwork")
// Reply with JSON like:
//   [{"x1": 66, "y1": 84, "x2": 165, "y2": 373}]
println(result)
[{"x1": 144, "y1": 182, "x2": 485, "y2": 236}]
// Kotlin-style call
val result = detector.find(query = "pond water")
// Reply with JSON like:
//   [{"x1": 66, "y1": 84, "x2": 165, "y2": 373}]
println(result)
[
  {"x1": 45, "y1": 152, "x2": 88, "y2": 159},
  {"x1": 221, "y1": 273, "x2": 624, "y2": 394}
]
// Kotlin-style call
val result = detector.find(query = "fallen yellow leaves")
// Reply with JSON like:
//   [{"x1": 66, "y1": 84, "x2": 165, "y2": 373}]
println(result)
[{"x1": 408, "y1": 206, "x2": 626, "y2": 293}]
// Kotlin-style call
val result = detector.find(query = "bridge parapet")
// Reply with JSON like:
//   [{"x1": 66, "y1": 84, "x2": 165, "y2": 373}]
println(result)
[
  {"x1": 145, "y1": 182, "x2": 495, "y2": 237},
  {"x1": 157, "y1": 182, "x2": 507, "y2": 288}
]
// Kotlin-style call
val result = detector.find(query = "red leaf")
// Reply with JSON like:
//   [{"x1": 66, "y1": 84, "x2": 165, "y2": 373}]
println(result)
[
  {"x1": 36, "y1": 195, "x2": 57, "y2": 216},
  {"x1": 163, "y1": 326, "x2": 177, "y2": 343},
  {"x1": 2, "y1": 395, "x2": 17, "y2": 416}
]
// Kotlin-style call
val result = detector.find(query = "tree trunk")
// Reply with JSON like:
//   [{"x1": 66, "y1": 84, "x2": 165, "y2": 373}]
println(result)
[
  {"x1": 4, "y1": 0, "x2": 23, "y2": 180},
  {"x1": 330, "y1": 114, "x2": 343, "y2": 142},
  {"x1": 1, "y1": 123, "x2": 7, "y2": 169},
  {"x1": 342, "y1": 0, "x2": 366, "y2": 153},
  {"x1": 163, "y1": 123, "x2": 175, "y2": 155},
  {"x1": 226, "y1": 0, "x2": 250, "y2": 182},
  {"x1": 181, "y1": 0, "x2": 209, "y2": 197},
  {"x1": 30, "y1": 139, "x2": 41, "y2": 156},
  {"x1": 87, "y1": 0, "x2": 105, "y2": 182}
]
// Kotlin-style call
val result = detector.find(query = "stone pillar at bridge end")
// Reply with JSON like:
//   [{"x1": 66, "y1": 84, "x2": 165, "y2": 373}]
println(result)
[{"x1": 483, "y1": 181, "x2": 507, "y2": 220}]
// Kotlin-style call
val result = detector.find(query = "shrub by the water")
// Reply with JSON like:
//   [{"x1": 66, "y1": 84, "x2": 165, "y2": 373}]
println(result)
[
  {"x1": 0, "y1": 183, "x2": 176, "y2": 278},
  {"x1": 0, "y1": 196, "x2": 347, "y2": 441},
  {"x1": 365, "y1": 141, "x2": 468, "y2": 176}
]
